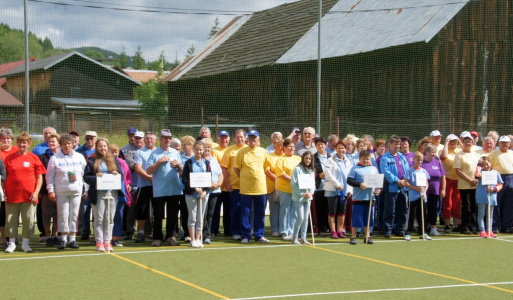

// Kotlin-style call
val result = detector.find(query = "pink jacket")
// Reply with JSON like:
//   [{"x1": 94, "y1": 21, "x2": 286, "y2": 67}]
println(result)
[{"x1": 117, "y1": 157, "x2": 133, "y2": 206}]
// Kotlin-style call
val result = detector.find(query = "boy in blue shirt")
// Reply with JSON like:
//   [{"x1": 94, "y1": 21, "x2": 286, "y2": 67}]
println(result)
[
  {"x1": 404, "y1": 152, "x2": 431, "y2": 241},
  {"x1": 347, "y1": 150, "x2": 381, "y2": 245}
]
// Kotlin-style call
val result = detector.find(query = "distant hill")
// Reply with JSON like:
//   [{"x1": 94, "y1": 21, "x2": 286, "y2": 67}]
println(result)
[{"x1": 73, "y1": 46, "x2": 121, "y2": 60}]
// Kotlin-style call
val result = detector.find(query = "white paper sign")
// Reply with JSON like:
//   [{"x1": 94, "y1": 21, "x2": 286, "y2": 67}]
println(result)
[
  {"x1": 364, "y1": 173, "x2": 384, "y2": 188},
  {"x1": 96, "y1": 174, "x2": 122, "y2": 190},
  {"x1": 190, "y1": 172, "x2": 212, "y2": 188},
  {"x1": 298, "y1": 174, "x2": 315, "y2": 190},
  {"x1": 481, "y1": 171, "x2": 498, "y2": 185},
  {"x1": 415, "y1": 173, "x2": 427, "y2": 187}
]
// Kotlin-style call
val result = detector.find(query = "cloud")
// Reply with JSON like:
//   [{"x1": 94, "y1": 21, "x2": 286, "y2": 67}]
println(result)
[{"x1": 0, "y1": 0, "x2": 299, "y2": 62}]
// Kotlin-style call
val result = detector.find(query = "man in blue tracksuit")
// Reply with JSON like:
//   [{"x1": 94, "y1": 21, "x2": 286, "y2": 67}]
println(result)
[{"x1": 380, "y1": 135, "x2": 409, "y2": 238}]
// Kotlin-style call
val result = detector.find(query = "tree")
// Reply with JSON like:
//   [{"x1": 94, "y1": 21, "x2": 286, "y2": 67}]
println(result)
[
  {"x1": 170, "y1": 52, "x2": 181, "y2": 69},
  {"x1": 119, "y1": 46, "x2": 128, "y2": 68},
  {"x1": 85, "y1": 50, "x2": 104, "y2": 59},
  {"x1": 135, "y1": 79, "x2": 168, "y2": 131},
  {"x1": 208, "y1": 17, "x2": 221, "y2": 39},
  {"x1": 185, "y1": 43, "x2": 195, "y2": 59},
  {"x1": 133, "y1": 45, "x2": 145, "y2": 69},
  {"x1": 42, "y1": 37, "x2": 53, "y2": 52}
]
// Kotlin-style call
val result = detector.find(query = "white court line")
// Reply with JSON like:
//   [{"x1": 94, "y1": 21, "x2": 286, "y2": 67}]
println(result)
[
  {"x1": 495, "y1": 238, "x2": 513, "y2": 243},
  {"x1": 230, "y1": 282, "x2": 513, "y2": 300},
  {"x1": 0, "y1": 236, "x2": 502, "y2": 262}
]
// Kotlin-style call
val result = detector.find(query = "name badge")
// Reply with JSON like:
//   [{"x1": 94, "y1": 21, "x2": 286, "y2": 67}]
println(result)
[{"x1": 23, "y1": 161, "x2": 30, "y2": 167}]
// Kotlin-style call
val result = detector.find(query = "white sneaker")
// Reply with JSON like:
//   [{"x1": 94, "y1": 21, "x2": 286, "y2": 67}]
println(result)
[
  {"x1": 421, "y1": 234, "x2": 432, "y2": 240},
  {"x1": 190, "y1": 240, "x2": 199, "y2": 248},
  {"x1": 184, "y1": 236, "x2": 192, "y2": 242},
  {"x1": 232, "y1": 235, "x2": 241, "y2": 240},
  {"x1": 271, "y1": 232, "x2": 279, "y2": 237},
  {"x1": 282, "y1": 234, "x2": 291, "y2": 241},
  {"x1": 241, "y1": 238, "x2": 249, "y2": 244},
  {"x1": 430, "y1": 228, "x2": 442, "y2": 236},
  {"x1": 292, "y1": 239, "x2": 301, "y2": 245},
  {"x1": 21, "y1": 243, "x2": 33, "y2": 253},
  {"x1": 4, "y1": 242, "x2": 16, "y2": 253},
  {"x1": 301, "y1": 239, "x2": 311, "y2": 245},
  {"x1": 39, "y1": 236, "x2": 48, "y2": 242},
  {"x1": 404, "y1": 234, "x2": 411, "y2": 241}
]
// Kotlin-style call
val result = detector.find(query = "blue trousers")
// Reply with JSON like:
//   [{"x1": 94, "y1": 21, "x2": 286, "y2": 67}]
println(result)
[
  {"x1": 212, "y1": 191, "x2": 231, "y2": 235},
  {"x1": 267, "y1": 191, "x2": 280, "y2": 233},
  {"x1": 493, "y1": 174, "x2": 513, "y2": 232},
  {"x1": 383, "y1": 191, "x2": 408, "y2": 234},
  {"x1": 230, "y1": 189, "x2": 242, "y2": 236},
  {"x1": 241, "y1": 194, "x2": 266, "y2": 240},
  {"x1": 112, "y1": 202, "x2": 125, "y2": 238},
  {"x1": 278, "y1": 191, "x2": 296, "y2": 236},
  {"x1": 292, "y1": 201, "x2": 310, "y2": 241},
  {"x1": 82, "y1": 199, "x2": 92, "y2": 235}
]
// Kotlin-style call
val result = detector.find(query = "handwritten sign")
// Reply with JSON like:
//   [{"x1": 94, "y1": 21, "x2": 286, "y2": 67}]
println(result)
[
  {"x1": 481, "y1": 171, "x2": 498, "y2": 185},
  {"x1": 96, "y1": 174, "x2": 122, "y2": 190},
  {"x1": 364, "y1": 173, "x2": 384, "y2": 188},
  {"x1": 190, "y1": 172, "x2": 212, "y2": 188},
  {"x1": 298, "y1": 173, "x2": 315, "y2": 190},
  {"x1": 416, "y1": 173, "x2": 427, "y2": 187}
]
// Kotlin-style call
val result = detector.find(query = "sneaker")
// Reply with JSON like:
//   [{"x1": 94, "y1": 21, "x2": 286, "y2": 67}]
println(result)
[
  {"x1": 384, "y1": 233, "x2": 392, "y2": 238},
  {"x1": 4, "y1": 242, "x2": 16, "y2": 253},
  {"x1": 190, "y1": 240, "x2": 199, "y2": 248},
  {"x1": 81, "y1": 234, "x2": 90, "y2": 241},
  {"x1": 185, "y1": 236, "x2": 192, "y2": 242},
  {"x1": 135, "y1": 234, "x2": 145, "y2": 243},
  {"x1": 480, "y1": 231, "x2": 488, "y2": 238},
  {"x1": 493, "y1": 229, "x2": 499, "y2": 234},
  {"x1": 257, "y1": 237, "x2": 269, "y2": 243},
  {"x1": 430, "y1": 228, "x2": 442, "y2": 236},
  {"x1": 58, "y1": 240, "x2": 67, "y2": 250},
  {"x1": 462, "y1": 229, "x2": 472, "y2": 235},
  {"x1": 301, "y1": 239, "x2": 311, "y2": 245},
  {"x1": 282, "y1": 234, "x2": 291, "y2": 241},
  {"x1": 404, "y1": 234, "x2": 411, "y2": 241},
  {"x1": 363, "y1": 237, "x2": 374, "y2": 244},
  {"x1": 96, "y1": 242, "x2": 105, "y2": 252},
  {"x1": 336, "y1": 231, "x2": 345, "y2": 238},
  {"x1": 452, "y1": 226, "x2": 460, "y2": 232},
  {"x1": 39, "y1": 236, "x2": 48, "y2": 242},
  {"x1": 123, "y1": 234, "x2": 133, "y2": 240},
  {"x1": 165, "y1": 237, "x2": 180, "y2": 246},
  {"x1": 444, "y1": 225, "x2": 451, "y2": 233},
  {"x1": 271, "y1": 232, "x2": 279, "y2": 237},
  {"x1": 45, "y1": 237, "x2": 53, "y2": 247},
  {"x1": 350, "y1": 238, "x2": 357, "y2": 245},
  {"x1": 395, "y1": 231, "x2": 405, "y2": 237},
  {"x1": 232, "y1": 235, "x2": 241, "y2": 241},
  {"x1": 319, "y1": 231, "x2": 326, "y2": 236},
  {"x1": 421, "y1": 234, "x2": 432, "y2": 240},
  {"x1": 204, "y1": 239, "x2": 211, "y2": 244},
  {"x1": 370, "y1": 232, "x2": 376, "y2": 237},
  {"x1": 52, "y1": 236, "x2": 60, "y2": 246},
  {"x1": 356, "y1": 232, "x2": 361, "y2": 238},
  {"x1": 331, "y1": 232, "x2": 338, "y2": 239},
  {"x1": 152, "y1": 240, "x2": 162, "y2": 247},
  {"x1": 68, "y1": 240, "x2": 79, "y2": 249},
  {"x1": 112, "y1": 240, "x2": 123, "y2": 247},
  {"x1": 489, "y1": 231, "x2": 497, "y2": 238},
  {"x1": 292, "y1": 239, "x2": 301, "y2": 245},
  {"x1": 104, "y1": 243, "x2": 113, "y2": 251},
  {"x1": 241, "y1": 238, "x2": 249, "y2": 244},
  {"x1": 21, "y1": 243, "x2": 32, "y2": 253}
]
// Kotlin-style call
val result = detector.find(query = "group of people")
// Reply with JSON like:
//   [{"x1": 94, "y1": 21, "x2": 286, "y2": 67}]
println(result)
[{"x1": 0, "y1": 124, "x2": 512, "y2": 253}]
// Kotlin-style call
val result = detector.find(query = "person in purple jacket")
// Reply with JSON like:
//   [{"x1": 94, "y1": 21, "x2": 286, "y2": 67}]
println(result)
[
  {"x1": 400, "y1": 136, "x2": 414, "y2": 167},
  {"x1": 421, "y1": 145, "x2": 446, "y2": 236}
]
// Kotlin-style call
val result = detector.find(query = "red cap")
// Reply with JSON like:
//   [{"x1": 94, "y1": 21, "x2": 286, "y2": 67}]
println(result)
[{"x1": 470, "y1": 131, "x2": 479, "y2": 137}]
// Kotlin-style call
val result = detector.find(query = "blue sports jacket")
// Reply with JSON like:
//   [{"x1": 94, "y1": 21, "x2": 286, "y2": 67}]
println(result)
[{"x1": 379, "y1": 150, "x2": 409, "y2": 193}]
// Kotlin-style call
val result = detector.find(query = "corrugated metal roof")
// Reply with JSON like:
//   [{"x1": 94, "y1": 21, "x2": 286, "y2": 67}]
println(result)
[
  {"x1": 277, "y1": 0, "x2": 469, "y2": 64},
  {"x1": 51, "y1": 97, "x2": 141, "y2": 109}
]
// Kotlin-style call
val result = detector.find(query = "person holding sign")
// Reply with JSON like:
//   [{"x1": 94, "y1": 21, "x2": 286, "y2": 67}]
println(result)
[
  {"x1": 290, "y1": 151, "x2": 316, "y2": 245},
  {"x1": 404, "y1": 152, "x2": 431, "y2": 241},
  {"x1": 182, "y1": 141, "x2": 211, "y2": 248},
  {"x1": 324, "y1": 140, "x2": 352, "y2": 239},
  {"x1": 474, "y1": 156, "x2": 503, "y2": 238},
  {"x1": 346, "y1": 150, "x2": 380, "y2": 245},
  {"x1": 83, "y1": 138, "x2": 124, "y2": 252}
]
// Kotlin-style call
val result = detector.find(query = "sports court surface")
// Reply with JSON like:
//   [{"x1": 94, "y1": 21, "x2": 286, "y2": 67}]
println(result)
[{"x1": 2, "y1": 226, "x2": 513, "y2": 299}]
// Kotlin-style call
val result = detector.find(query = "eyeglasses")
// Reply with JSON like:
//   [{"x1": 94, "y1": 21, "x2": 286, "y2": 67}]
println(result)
[
  {"x1": 304, "y1": 132, "x2": 312, "y2": 135},
  {"x1": 85, "y1": 136, "x2": 96, "y2": 141}
]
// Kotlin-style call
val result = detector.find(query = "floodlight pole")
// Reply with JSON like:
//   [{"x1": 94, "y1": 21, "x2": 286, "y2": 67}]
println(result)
[
  {"x1": 24, "y1": 0, "x2": 30, "y2": 131},
  {"x1": 316, "y1": 0, "x2": 322, "y2": 135}
]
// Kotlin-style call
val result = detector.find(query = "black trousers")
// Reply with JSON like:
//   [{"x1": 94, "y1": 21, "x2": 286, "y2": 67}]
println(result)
[
  {"x1": 314, "y1": 190, "x2": 329, "y2": 232},
  {"x1": 406, "y1": 199, "x2": 427, "y2": 235},
  {"x1": 211, "y1": 191, "x2": 231, "y2": 235},
  {"x1": 203, "y1": 193, "x2": 219, "y2": 239},
  {"x1": 460, "y1": 189, "x2": 477, "y2": 232},
  {"x1": 152, "y1": 195, "x2": 180, "y2": 241}
]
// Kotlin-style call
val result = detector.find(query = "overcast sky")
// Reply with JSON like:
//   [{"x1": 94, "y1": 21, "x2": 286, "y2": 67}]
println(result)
[{"x1": 1, "y1": 0, "x2": 298, "y2": 62}]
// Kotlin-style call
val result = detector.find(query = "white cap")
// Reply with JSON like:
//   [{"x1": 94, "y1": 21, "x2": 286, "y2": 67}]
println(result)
[
  {"x1": 499, "y1": 135, "x2": 511, "y2": 143},
  {"x1": 430, "y1": 130, "x2": 442, "y2": 137},
  {"x1": 460, "y1": 131, "x2": 472, "y2": 139},
  {"x1": 134, "y1": 131, "x2": 144, "y2": 138},
  {"x1": 446, "y1": 134, "x2": 459, "y2": 141},
  {"x1": 84, "y1": 131, "x2": 97, "y2": 137}
]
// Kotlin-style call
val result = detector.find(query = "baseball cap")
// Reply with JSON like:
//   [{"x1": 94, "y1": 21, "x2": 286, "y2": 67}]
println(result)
[
  {"x1": 69, "y1": 130, "x2": 79, "y2": 136},
  {"x1": 460, "y1": 131, "x2": 472, "y2": 140},
  {"x1": 218, "y1": 130, "x2": 229, "y2": 137},
  {"x1": 430, "y1": 130, "x2": 442, "y2": 137},
  {"x1": 470, "y1": 131, "x2": 479, "y2": 137},
  {"x1": 446, "y1": 134, "x2": 459, "y2": 141},
  {"x1": 84, "y1": 131, "x2": 97, "y2": 137},
  {"x1": 134, "y1": 131, "x2": 144, "y2": 138},
  {"x1": 247, "y1": 129, "x2": 259, "y2": 137},
  {"x1": 127, "y1": 127, "x2": 138, "y2": 135},
  {"x1": 158, "y1": 129, "x2": 172, "y2": 137},
  {"x1": 499, "y1": 135, "x2": 511, "y2": 143},
  {"x1": 290, "y1": 127, "x2": 301, "y2": 133}
]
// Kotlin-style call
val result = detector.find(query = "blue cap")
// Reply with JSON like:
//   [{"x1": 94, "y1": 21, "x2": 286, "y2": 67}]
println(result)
[
  {"x1": 290, "y1": 127, "x2": 301, "y2": 133},
  {"x1": 127, "y1": 127, "x2": 138, "y2": 135},
  {"x1": 218, "y1": 130, "x2": 229, "y2": 137},
  {"x1": 247, "y1": 129, "x2": 259, "y2": 137}
]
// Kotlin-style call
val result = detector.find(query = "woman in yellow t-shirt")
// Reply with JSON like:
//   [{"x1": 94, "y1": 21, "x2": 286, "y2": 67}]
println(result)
[
  {"x1": 265, "y1": 137, "x2": 284, "y2": 237},
  {"x1": 275, "y1": 138, "x2": 301, "y2": 241}
]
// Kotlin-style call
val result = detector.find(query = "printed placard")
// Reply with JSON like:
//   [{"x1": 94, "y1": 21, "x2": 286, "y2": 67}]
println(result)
[
  {"x1": 481, "y1": 171, "x2": 498, "y2": 185},
  {"x1": 364, "y1": 173, "x2": 384, "y2": 188},
  {"x1": 416, "y1": 173, "x2": 427, "y2": 187},
  {"x1": 190, "y1": 172, "x2": 212, "y2": 188},
  {"x1": 96, "y1": 174, "x2": 122, "y2": 190},
  {"x1": 298, "y1": 173, "x2": 315, "y2": 190}
]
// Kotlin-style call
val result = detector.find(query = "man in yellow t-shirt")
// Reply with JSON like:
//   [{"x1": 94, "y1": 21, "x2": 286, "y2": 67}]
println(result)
[
  {"x1": 221, "y1": 129, "x2": 246, "y2": 240},
  {"x1": 488, "y1": 135, "x2": 513, "y2": 233},
  {"x1": 211, "y1": 130, "x2": 230, "y2": 236},
  {"x1": 234, "y1": 129, "x2": 271, "y2": 243}
]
